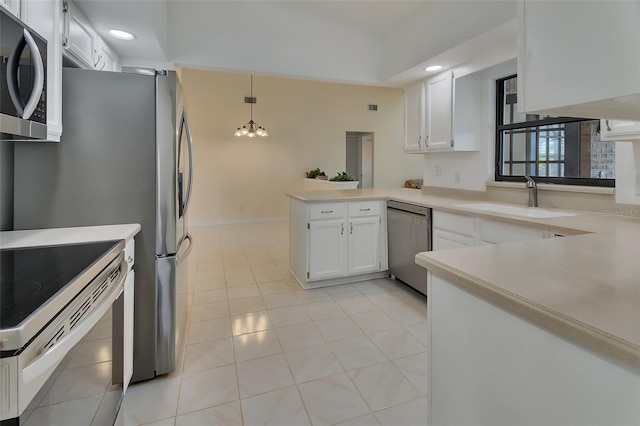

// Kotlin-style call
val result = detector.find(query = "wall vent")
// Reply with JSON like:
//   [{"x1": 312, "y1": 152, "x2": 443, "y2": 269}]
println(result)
[
  {"x1": 368, "y1": 104, "x2": 378, "y2": 111},
  {"x1": 244, "y1": 97, "x2": 257, "y2": 104}
]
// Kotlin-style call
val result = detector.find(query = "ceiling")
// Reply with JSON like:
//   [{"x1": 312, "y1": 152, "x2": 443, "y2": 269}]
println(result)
[{"x1": 74, "y1": 0, "x2": 517, "y2": 87}]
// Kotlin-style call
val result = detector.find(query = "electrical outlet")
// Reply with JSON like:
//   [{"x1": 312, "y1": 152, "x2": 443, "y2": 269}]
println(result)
[
  {"x1": 435, "y1": 165, "x2": 441, "y2": 177},
  {"x1": 455, "y1": 171, "x2": 461, "y2": 184}
]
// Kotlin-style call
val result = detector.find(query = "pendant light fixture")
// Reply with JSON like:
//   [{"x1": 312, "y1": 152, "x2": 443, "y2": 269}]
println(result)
[{"x1": 234, "y1": 75, "x2": 268, "y2": 138}]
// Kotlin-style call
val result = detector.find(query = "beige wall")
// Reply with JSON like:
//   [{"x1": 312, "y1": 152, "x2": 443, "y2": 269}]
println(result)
[{"x1": 180, "y1": 68, "x2": 423, "y2": 225}]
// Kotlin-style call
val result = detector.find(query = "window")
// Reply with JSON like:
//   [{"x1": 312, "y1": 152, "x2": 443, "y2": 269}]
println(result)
[{"x1": 496, "y1": 75, "x2": 614, "y2": 187}]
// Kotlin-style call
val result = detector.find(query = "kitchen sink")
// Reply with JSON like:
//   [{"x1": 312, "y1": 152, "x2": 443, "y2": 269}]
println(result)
[{"x1": 453, "y1": 203, "x2": 576, "y2": 218}]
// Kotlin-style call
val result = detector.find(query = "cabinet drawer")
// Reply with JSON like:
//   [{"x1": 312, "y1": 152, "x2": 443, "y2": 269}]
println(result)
[
  {"x1": 124, "y1": 238, "x2": 135, "y2": 271},
  {"x1": 432, "y1": 210, "x2": 475, "y2": 237},
  {"x1": 308, "y1": 203, "x2": 345, "y2": 220},
  {"x1": 348, "y1": 201, "x2": 381, "y2": 217}
]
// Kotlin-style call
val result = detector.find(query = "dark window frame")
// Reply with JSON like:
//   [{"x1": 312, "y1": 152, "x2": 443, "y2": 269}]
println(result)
[{"x1": 495, "y1": 75, "x2": 614, "y2": 187}]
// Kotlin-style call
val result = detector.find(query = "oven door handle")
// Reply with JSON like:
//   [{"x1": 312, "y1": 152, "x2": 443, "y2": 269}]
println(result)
[{"x1": 22, "y1": 261, "x2": 128, "y2": 384}]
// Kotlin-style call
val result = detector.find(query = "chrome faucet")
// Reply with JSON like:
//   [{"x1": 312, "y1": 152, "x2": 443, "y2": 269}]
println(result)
[{"x1": 525, "y1": 175, "x2": 538, "y2": 208}]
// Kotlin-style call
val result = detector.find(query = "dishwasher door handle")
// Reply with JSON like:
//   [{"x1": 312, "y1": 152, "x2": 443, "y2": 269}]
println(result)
[{"x1": 387, "y1": 207, "x2": 429, "y2": 221}]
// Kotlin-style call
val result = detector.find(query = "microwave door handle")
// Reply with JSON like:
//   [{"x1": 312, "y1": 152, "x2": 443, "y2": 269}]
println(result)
[
  {"x1": 21, "y1": 29, "x2": 45, "y2": 120},
  {"x1": 6, "y1": 29, "x2": 44, "y2": 120},
  {"x1": 6, "y1": 30, "x2": 27, "y2": 117}
]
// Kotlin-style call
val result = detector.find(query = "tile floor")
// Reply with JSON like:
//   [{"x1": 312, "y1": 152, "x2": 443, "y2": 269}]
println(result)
[{"x1": 24, "y1": 221, "x2": 428, "y2": 426}]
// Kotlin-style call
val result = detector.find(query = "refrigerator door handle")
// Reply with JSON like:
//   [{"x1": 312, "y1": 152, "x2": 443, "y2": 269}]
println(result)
[
  {"x1": 177, "y1": 110, "x2": 193, "y2": 219},
  {"x1": 182, "y1": 111, "x2": 194, "y2": 217}
]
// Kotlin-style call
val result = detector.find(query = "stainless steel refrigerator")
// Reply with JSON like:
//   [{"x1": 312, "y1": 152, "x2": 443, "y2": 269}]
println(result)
[{"x1": 13, "y1": 68, "x2": 194, "y2": 382}]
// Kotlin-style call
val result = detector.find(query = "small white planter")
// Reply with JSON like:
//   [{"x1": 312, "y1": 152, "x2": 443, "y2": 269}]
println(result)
[{"x1": 303, "y1": 179, "x2": 360, "y2": 191}]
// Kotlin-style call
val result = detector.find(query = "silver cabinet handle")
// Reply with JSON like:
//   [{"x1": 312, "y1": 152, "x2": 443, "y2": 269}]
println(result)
[
  {"x1": 321, "y1": 210, "x2": 333, "y2": 214},
  {"x1": 425, "y1": 135, "x2": 429, "y2": 147},
  {"x1": 359, "y1": 208, "x2": 370, "y2": 212},
  {"x1": 341, "y1": 223, "x2": 344, "y2": 235},
  {"x1": 417, "y1": 136, "x2": 422, "y2": 148},
  {"x1": 606, "y1": 120, "x2": 612, "y2": 132},
  {"x1": 350, "y1": 223, "x2": 353, "y2": 234}
]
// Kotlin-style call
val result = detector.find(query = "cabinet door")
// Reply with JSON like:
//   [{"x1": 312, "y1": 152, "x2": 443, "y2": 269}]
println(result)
[
  {"x1": 425, "y1": 71, "x2": 453, "y2": 150},
  {"x1": 519, "y1": 1, "x2": 640, "y2": 120},
  {"x1": 1, "y1": 0, "x2": 21, "y2": 17},
  {"x1": 308, "y1": 219, "x2": 347, "y2": 280},
  {"x1": 94, "y1": 36, "x2": 120, "y2": 72},
  {"x1": 123, "y1": 270, "x2": 134, "y2": 393},
  {"x1": 348, "y1": 216, "x2": 381, "y2": 274},
  {"x1": 476, "y1": 219, "x2": 547, "y2": 245},
  {"x1": 63, "y1": 1, "x2": 95, "y2": 69},
  {"x1": 432, "y1": 228, "x2": 474, "y2": 251},
  {"x1": 404, "y1": 82, "x2": 426, "y2": 153},
  {"x1": 600, "y1": 120, "x2": 640, "y2": 141}
]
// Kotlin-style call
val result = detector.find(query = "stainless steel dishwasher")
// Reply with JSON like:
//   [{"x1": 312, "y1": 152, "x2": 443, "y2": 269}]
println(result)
[{"x1": 387, "y1": 200, "x2": 431, "y2": 296}]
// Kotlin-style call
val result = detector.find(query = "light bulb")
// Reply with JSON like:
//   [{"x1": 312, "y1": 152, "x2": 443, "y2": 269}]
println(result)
[
  {"x1": 234, "y1": 128, "x2": 243, "y2": 137},
  {"x1": 247, "y1": 132, "x2": 256, "y2": 138},
  {"x1": 240, "y1": 126, "x2": 249, "y2": 135}
]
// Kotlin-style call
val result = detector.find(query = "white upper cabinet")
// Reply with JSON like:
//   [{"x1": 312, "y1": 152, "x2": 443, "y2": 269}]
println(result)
[
  {"x1": 425, "y1": 71, "x2": 453, "y2": 151},
  {"x1": 94, "y1": 35, "x2": 120, "y2": 72},
  {"x1": 20, "y1": 0, "x2": 63, "y2": 141},
  {"x1": 1, "y1": 0, "x2": 21, "y2": 17},
  {"x1": 63, "y1": 1, "x2": 95, "y2": 69},
  {"x1": 403, "y1": 82, "x2": 426, "y2": 153},
  {"x1": 62, "y1": 1, "x2": 119, "y2": 72},
  {"x1": 518, "y1": 0, "x2": 640, "y2": 121},
  {"x1": 600, "y1": 120, "x2": 640, "y2": 142},
  {"x1": 404, "y1": 70, "x2": 481, "y2": 154}
]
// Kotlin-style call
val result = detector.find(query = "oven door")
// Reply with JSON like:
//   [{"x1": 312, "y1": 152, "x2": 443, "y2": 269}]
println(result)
[
  {"x1": 0, "y1": 9, "x2": 47, "y2": 140},
  {"x1": 0, "y1": 255, "x2": 128, "y2": 426}
]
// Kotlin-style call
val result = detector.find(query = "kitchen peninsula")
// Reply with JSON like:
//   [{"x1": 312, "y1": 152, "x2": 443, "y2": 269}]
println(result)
[{"x1": 287, "y1": 188, "x2": 640, "y2": 425}]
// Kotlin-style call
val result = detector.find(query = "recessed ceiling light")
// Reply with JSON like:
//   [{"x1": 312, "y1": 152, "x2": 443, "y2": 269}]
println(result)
[
  {"x1": 108, "y1": 29, "x2": 136, "y2": 41},
  {"x1": 425, "y1": 65, "x2": 443, "y2": 72}
]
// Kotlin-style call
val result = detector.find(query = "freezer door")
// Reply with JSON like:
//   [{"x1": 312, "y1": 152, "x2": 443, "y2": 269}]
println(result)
[{"x1": 155, "y1": 233, "x2": 193, "y2": 376}]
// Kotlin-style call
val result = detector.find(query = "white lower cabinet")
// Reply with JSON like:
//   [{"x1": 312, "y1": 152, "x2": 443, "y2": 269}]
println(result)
[
  {"x1": 308, "y1": 219, "x2": 347, "y2": 280},
  {"x1": 432, "y1": 209, "x2": 548, "y2": 249},
  {"x1": 290, "y1": 198, "x2": 387, "y2": 288},
  {"x1": 348, "y1": 216, "x2": 381, "y2": 274},
  {"x1": 427, "y1": 272, "x2": 640, "y2": 425},
  {"x1": 476, "y1": 218, "x2": 547, "y2": 245},
  {"x1": 432, "y1": 228, "x2": 474, "y2": 250}
]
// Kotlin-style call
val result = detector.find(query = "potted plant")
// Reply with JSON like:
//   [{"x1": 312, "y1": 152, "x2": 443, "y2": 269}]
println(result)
[
  {"x1": 305, "y1": 168, "x2": 324, "y2": 179},
  {"x1": 329, "y1": 171, "x2": 355, "y2": 182}
]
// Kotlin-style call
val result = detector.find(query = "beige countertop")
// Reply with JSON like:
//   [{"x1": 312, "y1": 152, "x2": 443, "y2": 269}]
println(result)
[
  {"x1": 0, "y1": 224, "x2": 141, "y2": 249},
  {"x1": 288, "y1": 188, "x2": 640, "y2": 368}
]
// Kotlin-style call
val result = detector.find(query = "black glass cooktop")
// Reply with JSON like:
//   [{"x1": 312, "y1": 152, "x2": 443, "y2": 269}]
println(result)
[{"x1": 0, "y1": 241, "x2": 120, "y2": 330}]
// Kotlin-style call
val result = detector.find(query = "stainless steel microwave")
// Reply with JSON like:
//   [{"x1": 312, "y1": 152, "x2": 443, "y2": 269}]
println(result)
[{"x1": 0, "y1": 8, "x2": 47, "y2": 140}]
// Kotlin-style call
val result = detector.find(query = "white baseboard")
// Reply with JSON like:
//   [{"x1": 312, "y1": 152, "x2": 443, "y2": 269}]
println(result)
[{"x1": 189, "y1": 217, "x2": 287, "y2": 227}]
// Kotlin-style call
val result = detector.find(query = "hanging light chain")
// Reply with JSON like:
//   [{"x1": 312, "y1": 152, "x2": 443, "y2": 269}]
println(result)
[{"x1": 235, "y1": 74, "x2": 267, "y2": 138}]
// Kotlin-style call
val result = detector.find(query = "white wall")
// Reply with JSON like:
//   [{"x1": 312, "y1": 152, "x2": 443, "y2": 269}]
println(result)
[
  {"x1": 181, "y1": 69, "x2": 424, "y2": 226},
  {"x1": 169, "y1": 1, "x2": 381, "y2": 84},
  {"x1": 424, "y1": 59, "x2": 517, "y2": 191},
  {"x1": 381, "y1": 1, "x2": 516, "y2": 81}
]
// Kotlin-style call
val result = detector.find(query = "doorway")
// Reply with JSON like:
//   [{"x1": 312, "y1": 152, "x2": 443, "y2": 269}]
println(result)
[{"x1": 346, "y1": 132, "x2": 374, "y2": 189}]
